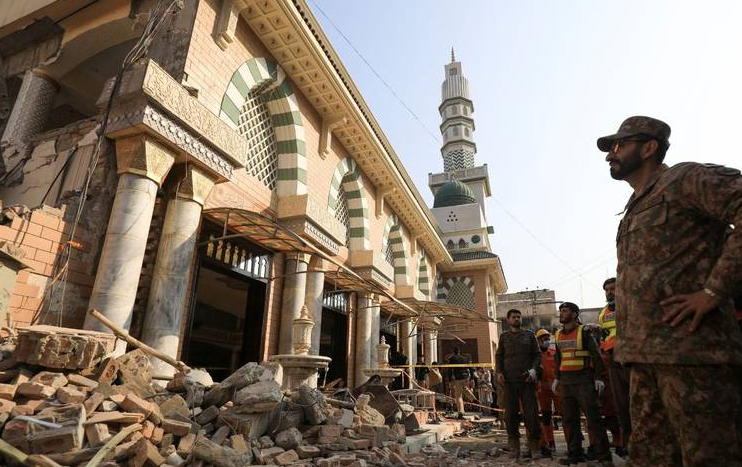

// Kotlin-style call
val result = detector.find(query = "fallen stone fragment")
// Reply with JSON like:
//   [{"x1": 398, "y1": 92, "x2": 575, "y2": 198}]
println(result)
[
  {"x1": 275, "y1": 427, "x2": 302, "y2": 450},
  {"x1": 192, "y1": 433, "x2": 253, "y2": 467},
  {"x1": 15, "y1": 326, "x2": 115, "y2": 370}
]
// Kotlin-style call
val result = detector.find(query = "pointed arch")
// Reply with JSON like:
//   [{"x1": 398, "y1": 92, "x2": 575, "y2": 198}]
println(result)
[
  {"x1": 327, "y1": 158, "x2": 370, "y2": 250},
  {"x1": 219, "y1": 57, "x2": 307, "y2": 196},
  {"x1": 381, "y1": 215, "x2": 395, "y2": 266},
  {"x1": 417, "y1": 249, "x2": 430, "y2": 297},
  {"x1": 437, "y1": 276, "x2": 475, "y2": 310},
  {"x1": 388, "y1": 223, "x2": 409, "y2": 286}
]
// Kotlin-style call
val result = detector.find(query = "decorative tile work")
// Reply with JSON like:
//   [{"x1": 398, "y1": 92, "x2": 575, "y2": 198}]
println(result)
[
  {"x1": 219, "y1": 57, "x2": 306, "y2": 195},
  {"x1": 327, "y1": 157, "x2": 370, "y2": 250}
]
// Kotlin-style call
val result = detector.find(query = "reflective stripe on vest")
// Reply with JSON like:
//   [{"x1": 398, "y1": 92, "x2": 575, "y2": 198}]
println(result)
[
  {"x1": 598, "y1": 306, "x2": 617, "y2": 351},
  {"x1": 555, "y1": 325, "x2": 590, "y2": 371}
]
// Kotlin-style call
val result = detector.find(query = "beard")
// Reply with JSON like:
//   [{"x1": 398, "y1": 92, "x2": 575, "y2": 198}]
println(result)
[
  {"x1": 609, "y1": 146, "x2": 643, "y2": 180},
  {"x1": 510, "y1": 321, "x2": 521, "y2": 329}
]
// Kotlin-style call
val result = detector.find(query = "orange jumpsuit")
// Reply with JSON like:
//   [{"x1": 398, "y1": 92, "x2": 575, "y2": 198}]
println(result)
[{"x1": 538, "y1": 346, "x2": 561, "y2": 449}]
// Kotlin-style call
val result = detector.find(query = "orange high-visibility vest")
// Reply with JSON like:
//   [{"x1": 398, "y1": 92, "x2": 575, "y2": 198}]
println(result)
[
  {"x1": 555, "y1": 325, "x2": 591, "y2": 372},
  {"x1": 598, "y1": 306, "x2": 617, "y2": 351}
]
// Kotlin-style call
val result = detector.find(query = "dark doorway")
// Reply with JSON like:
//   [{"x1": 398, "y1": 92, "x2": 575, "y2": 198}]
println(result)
[
  {"x1": 182, "y1": 223, "x2": 271, "y2": 382},
  {"x1": 319, "y1": 290, "x2": 351, "y2": 386},
  {"x1": 319, "y1": 307, "x2": 348, "y2": 385},
  {"x1": 439, "y1": 338, "x2": 479, "y2": 363}
]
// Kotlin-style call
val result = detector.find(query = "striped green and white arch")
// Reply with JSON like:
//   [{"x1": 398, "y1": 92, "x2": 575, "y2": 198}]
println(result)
[
  {"x1": 327, "y1": 157, "x2": 370, "y2": 250},
  {"x1": 219, "y1": 57, "x2": 307, "y2": 196},
  {"x1": 417, "y1": 249, "x2": 430, "y2": 297},
  {"x1": 437, "y1": 276, "x2": 475, "y2": 310},
  {"x1": 388, "y1": 223, "x2": 409, "y2": 286}
]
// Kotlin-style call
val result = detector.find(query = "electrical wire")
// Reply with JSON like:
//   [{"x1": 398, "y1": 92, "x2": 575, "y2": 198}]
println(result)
[
  {"x1": 307, "y1": 0, "x2": 440, "y2": 146},
  {"x1": 33, "y1": 0, "x2": 184, "y2": 325}
]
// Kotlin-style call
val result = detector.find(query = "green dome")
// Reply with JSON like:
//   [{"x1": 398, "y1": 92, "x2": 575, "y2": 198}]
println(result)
[{"x1": 433, "y1": 180, "x2": 476, "y2": 208}]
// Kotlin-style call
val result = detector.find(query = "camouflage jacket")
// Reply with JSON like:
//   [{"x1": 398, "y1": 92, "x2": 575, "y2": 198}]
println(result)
[
  {"x1": 615, "y1": 162, "x2": 742, "y2": 365},
  {"x1": 495, "y1": 329, "x2": 541, "y2": 383}
]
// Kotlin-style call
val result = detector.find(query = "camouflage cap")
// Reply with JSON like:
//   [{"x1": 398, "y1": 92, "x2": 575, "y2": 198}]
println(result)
[{"x1": 597, "y1": 116, "x2": 671, "y2": 152}]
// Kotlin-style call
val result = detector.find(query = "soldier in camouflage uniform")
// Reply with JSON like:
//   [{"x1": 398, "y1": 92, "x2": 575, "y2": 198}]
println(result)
[{"x1": 598, "y1": 116, "x2": 742, "y2": 467}]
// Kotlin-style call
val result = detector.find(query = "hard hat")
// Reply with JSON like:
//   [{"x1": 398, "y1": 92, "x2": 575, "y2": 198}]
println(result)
[{"x1": 536, "y1": 329, "x2": 551, "y2": 339}]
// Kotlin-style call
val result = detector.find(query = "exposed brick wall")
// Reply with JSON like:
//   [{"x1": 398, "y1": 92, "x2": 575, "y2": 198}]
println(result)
[{"x1": 0, "y1": 207, "x2": 95, "y2": 329}]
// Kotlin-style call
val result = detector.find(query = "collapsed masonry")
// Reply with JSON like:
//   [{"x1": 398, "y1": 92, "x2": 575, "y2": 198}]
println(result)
[{"x1": 0, "y1": 325, "x2": 474, "y2": 467}]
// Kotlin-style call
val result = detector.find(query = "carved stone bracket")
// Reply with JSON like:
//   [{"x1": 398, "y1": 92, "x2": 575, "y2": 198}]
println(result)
[
  {"x1": 115, "y1": 134, "x2": 175, "y2": 186},
  {"x1": 100, "y1": 59, "x2": 247, "y2": 182},
  {"x1": 167, "y1": 164, "x2": 217, "y2": 206},
  {"x1": 349, "y1": 249, "x2": 394, "y2": 289},
  {"x1": 375, "y1": 186, "x2": 396, "y2": 219},
  {"x1": 319, "y1": 112, "x2": 349, "y2": 158},
  {"x1": 278, "y1": 194, "x2": 346, "y2": 251},
  {"x1": 214, "y1": 0, "x2": 239, "y2": 50}
]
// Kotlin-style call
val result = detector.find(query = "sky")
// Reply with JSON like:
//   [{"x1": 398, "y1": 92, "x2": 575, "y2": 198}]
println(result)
[{"x1": 310, "y1": 0, "x2": 742, "y2": 308}]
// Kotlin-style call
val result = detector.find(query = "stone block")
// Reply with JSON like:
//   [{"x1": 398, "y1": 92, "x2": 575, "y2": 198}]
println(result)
[
  {"x1": 219, "y1": 407, "x2": 271, "y2": 439},
  {"x1": 233, "y1": 380, "x2": 282, "y2": 413},
  {"x1": 0, "y1": 397, "x2": 15, "y2": 413},
  {"x1": 177, "y1": 433, "x2": 196, "y2": 456},
  {"x1": 116, "y1": 349, "x2": 153, "y2": 386},
  {"x1": 192, "y1": 434, "x2": 253, "y2": 467},
  {"x1": 159, "y1": 395, "x2": 190, "y2": 420},
  {"x1": 32, "y1": 371, "x2": 68, "y2": 389},
  {"x1": 17, "y1": 382, "x2": 56, "y2": 399},
  {"x1": 229, "y1": 434, "x2": 248, "y2": 453},
  {"x1": 68, "y1": 373, "x2": 98, "y2": 388},
  {"x1": 194, "y1": 405, "x2": 219, "y2": 424},
  {"x1": 210, "y1": 425, "x2": 230, "y2": 445},
  {"x1": 275, "y1": 427, "x2": 302, "y2": 450},
  {"x1": 15, "y1": 326, "x2": 115, "y2": 370},
  {"x1": 161, "y1": 418, "x2": 191, "y2": 436},
  {"x1": 255, "y1": 446, "x2": 285, "y2": 463},
  {"x1": 297, "y1": 444, "x2": 321, "y2": 459},
  {"x1": 120, "y1": 393, "x2": 153, "y2": 417},
  {"x1": 274, "y1": 449, "x2": 299, "y2": 465},
  {"x1": 141, "y1": 420, "x2": 155, "y2": 439},
  {"x1": 94, "y1": 357, "x2": 119, "y2": 384},
  {"x1": 85, "y1": 423, "x2": 111, "y2": 446},
  {"x1": 4, "y1": 403, "x2": 86, "y2": 454},
  {"x1": 83, "y1": 391, "x2": 106, "y2": 413},
  {"x1": 57, "y1": 386, "x2": 87, "y2": 404},
  {"x1": 151, "y1": 427, "x2": 164, "y2": 445}
]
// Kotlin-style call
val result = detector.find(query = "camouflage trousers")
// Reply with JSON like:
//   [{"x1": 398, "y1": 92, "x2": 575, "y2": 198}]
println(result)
[{"x1": 628, "y1": 363, "x2": 742, "y2": 467}]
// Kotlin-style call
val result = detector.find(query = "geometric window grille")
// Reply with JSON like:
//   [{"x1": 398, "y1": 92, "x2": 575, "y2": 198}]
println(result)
[
  {"x1": 334, "y1": 174, "x2": 352, "y2": 247},
  {"x1": 237, "y1": 92, "x2": 278, "y2": 190},
  {"x1": 383, "y1": 238, "x2": 394, "y2": 266},
  {"x1": 447, "y1": 281, "x2": 475, "y2": 310}
]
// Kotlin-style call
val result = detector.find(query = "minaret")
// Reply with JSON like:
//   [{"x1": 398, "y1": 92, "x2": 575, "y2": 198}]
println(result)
[{"x1": 439, "y1": 49, "x2": 477, "y2": 172}]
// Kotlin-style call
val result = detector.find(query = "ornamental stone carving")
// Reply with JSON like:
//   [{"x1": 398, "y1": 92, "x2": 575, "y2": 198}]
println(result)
[{"x1": 115, "y1": 135, "x2": 175, "y2": 186}]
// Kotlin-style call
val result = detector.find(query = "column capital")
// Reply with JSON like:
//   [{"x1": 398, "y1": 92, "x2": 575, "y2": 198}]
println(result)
[
  {"x1": 166, "y1": 164, "x2": 217, "y2": 206},
  {"x1": 115, "y1": 135, "x2": 175, "y2": 186},
  {"x1": 308, "y1": 256, "x2": 325, "y2": 271},
  {"x1": 285, "y1": 251, "x2": 312, "y2": 264}
]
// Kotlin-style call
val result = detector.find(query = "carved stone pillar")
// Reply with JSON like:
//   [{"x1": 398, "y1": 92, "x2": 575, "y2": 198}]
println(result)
[
  {"x1": 399, "y1": 320, "x2": 416, "y2": 389},
  {"x1": 354, "y1": 293, "x2": 373, "y2": 385},
  {"x1": 278, "y1": 252, "x2": 311, "y2": 355},
  {"x1": 1, "y1": 70, "x2": 57, "y2": 150},
  {"x1": 141, "y1": 165, "x2": 215, "y2": 378},
  {"x1": 423, "y1": 330, "x2": 434, "y2": 363},
  {"x1": 369, "y1": 299, "x2": 380, "y2": 369},
  {"x1": 305, "y1": 256, "x2": 325, "y2": 355},
  {"x1": 84, "y1": 135, "x2": 175, "y2": 355}
]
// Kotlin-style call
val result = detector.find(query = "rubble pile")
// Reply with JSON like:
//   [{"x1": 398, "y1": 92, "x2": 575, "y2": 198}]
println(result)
[{"x1": 0, "y1": 326, "x2": 427, "y2": 467}]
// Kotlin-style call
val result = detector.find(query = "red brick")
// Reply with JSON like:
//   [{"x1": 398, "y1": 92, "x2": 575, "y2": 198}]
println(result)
[
  {"x1": 40, "y1": 227, "x2": 64, "y2": 243},
  {"x1": 23, "y1": 258, "x2": 45, "y2": 274},
  {"x1": 20, "y1": 297, "x2": 41, "y2": 311},
  {"x1": 16, "y1": 270, "x2": 30, "y2": 283},
  {"x1": 34, "y1": 249, "x2": 57, "y2": 265},
  {"x1": 30, "y1": 211, "x2": 59, "y2": 230},
  {"x1": 21, "y1": 234, "x2": 52, "y2": 252},
  {"x1": 8, "y1": 295, "x2": 22, "y2": 308},
  {"x1": 12, "y1": 283, "x2": 39, "y2": 298},
  {"x1": 0, "y1": 226, "x2": 19, "y2": 242}
]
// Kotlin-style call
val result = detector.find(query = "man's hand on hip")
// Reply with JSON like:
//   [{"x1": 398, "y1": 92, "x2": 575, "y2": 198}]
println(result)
[{"x1": 661, "y1": 290, "x2": 722, "y2": 332}]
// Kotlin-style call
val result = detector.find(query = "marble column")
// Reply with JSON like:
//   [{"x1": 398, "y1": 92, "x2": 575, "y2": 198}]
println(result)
[
  {"x1": 400, "y1": 320, "x2": 416, "y2": 389},
  {"x1": 141, "y1": 165, "x2": 215, "y2": 378},
  {"x1": 83, "y1": 135, "x2": 175, "y2": 355},
  {"x1": 431, "y1": 331, "x2": 439, "y2": 362},
  {"x1": 278, "y1": 252, "x2": 311, "y2": 355},
  {"x1": 369, "y1": 299, "x2": 381, "y2": 369},
  {"x1": 305, "y1": 256, "x2": 325, "y2": 355},
  {"x1": 1, "y1": 70, "x2": 57, "y2": 150},
  {"x1": 423, "y1": 330, "x2": 434, "y2": 363},
  {"x1": 354, "y1": 293, "x2": 374, "y2": 385}
]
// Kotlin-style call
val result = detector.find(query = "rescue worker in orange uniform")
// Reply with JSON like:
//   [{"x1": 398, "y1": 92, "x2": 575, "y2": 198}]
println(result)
[
  {"x1": 598, "y1": 277, "x2": 630, "y2": 457},
  {"x1": 552, "y1": 302, "x2": 611, "y2": 466},
  {"x1": 536, "y1": 329, "x2": 559, "y2": 457}
]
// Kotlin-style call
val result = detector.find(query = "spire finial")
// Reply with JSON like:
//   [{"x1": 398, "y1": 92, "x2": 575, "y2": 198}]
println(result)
[{"x1": 451, "y1": 47, "x2": 455, "y2": 63}]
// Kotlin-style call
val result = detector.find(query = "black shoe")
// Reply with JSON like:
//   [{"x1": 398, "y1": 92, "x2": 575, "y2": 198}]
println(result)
[
  {"x1": 558, "y1": 455, "x2": 587, "y2": 465},
  {"x1": 615, "y1": 446, "x2": 628, "y2": 458},
  {"x1": 586, "y1": 446, "x2": 597, "y2": 461},
  {"x1": 541, "y1": 447, "x2": 553, "y2": 458}
]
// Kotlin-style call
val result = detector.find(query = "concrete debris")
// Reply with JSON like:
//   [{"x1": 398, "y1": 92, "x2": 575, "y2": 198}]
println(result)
[{"x1": 0, "y1": 325, "x2": 501, "y2": 467}]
